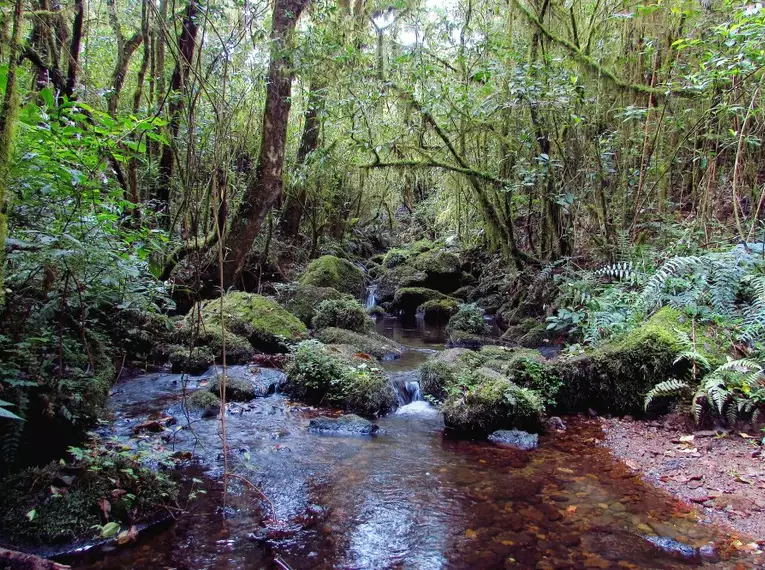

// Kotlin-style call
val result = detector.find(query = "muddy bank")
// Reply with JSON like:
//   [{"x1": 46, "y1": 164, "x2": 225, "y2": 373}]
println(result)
[{"x1": 603, "y1": 415, "x2": 765, "y2": 545}]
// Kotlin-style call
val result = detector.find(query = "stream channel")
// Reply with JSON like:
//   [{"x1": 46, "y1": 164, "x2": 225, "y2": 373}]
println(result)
[{"x1": 70, "y1": 316, "x2": 758, "y2": 569}]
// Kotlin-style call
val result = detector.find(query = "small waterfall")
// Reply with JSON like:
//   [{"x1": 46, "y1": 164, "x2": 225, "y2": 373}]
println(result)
[
  {"x1": 388, "y1": 371, "x2": 423, "y2": 405},
  {"x1": 365, "y1": 284, "x2": 378, "y2": 310}
]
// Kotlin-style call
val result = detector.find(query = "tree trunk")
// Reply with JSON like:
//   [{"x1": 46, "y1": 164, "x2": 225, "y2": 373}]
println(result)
[
  {"x1": 155, "y1": 0, "x2": 198, "y2": 228},
  {"x1": 279, "y1": 79, "x2": 325, "y2": 237},
  {"x1": 65, "y1": 0, "x2": 83, "y2": 97},
  {"x1": 0, "y1": 0, "x2": 22, "y2": 309},
  {"x1": 106, "y1": 0, "x2": 143, "y2": 116},
  {"x1": 221, "y1": 0, "x2": 311, "y2": 287}
]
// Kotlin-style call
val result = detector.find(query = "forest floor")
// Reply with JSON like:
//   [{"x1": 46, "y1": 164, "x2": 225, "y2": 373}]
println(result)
[{"x1": 602, "y1": 414, "x2": 765, "y2": 542}]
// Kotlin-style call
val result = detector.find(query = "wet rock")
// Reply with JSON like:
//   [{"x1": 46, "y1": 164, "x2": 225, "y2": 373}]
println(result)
[
  {"x1": 545, "y1": 416, "x2": 567, "y2": 431},
  {"x1": 207, "y1": 375, "x2": 257, "y2": 402},
  {"x1": 644, "y1": 535, "x2": 698, "y2": 559},
  {"x1": 186, "y1": 390, "x2": 220, "y2": 417},
  {"x1": 308, "y1": 414, "x2": 380, "y2": 436},
  {"x1": 488, "y1": 429, "x2": 539, "y2": 450},
  {"x1": 314, "y1": 327, "x2": 404, "y2": 360}
]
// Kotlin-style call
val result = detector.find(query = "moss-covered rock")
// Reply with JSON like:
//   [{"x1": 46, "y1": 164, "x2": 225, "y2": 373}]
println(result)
[
  {"x1": 0, "y1": 452, "x2": 176, "y2": 545},
  {"x1": 277, "y1": 283, "x2": 347, "y2": 326},
  {"x1": 418, "y1": 298, "x2": 459, "y2": 324},
  {"x1": 283, "y1": 340, "x2": 397, "y2": 416},
  {"x1": 207, "y1": 374, "x2": 257, "y2": 402},
  {"x1": 517, "y1": 324, "x2": 551, "y2": 348},
  {"x1": 392, "y1": 287, "x2": 447, "y2": 315},
  {"x1": 186, "y1": 389, "x2": 220, "y2": 416},
  {"x1": 299, "y1": 255, "x2": 365, "y2": 296},
  {"x1": 447, "y1": 303, "x2": 490, "y2": 335},
  {"x1": 382, "y1": 248, "x2": 412, "y2": 269},
  {"x1": 441, "y1": 372, "x2": 545, "y2": 436},
  {"x1": 186, "y1": 292, "x2": 308, "y2": 354},
  {"x1": 314, "y1": 327, "x2": 404, "y2": 360},
  {"x1": 313, "y1": 298, "x2": 374, "y2": 333},
  {"x1": 169, "y1": 345, "x2": 215, "y2": 374},
  {"x1": 411, "y1": 249, "x2": 461, "y2": 276},
  {"x1": 192, "y1": 325, "x2": 253, "y2": 364},
  {"x1": 376, "y1": 265, "x2": 429, "y2": 302},
  {"x1": 552, "y1": 307, "x2": 722, "y2": 414}
]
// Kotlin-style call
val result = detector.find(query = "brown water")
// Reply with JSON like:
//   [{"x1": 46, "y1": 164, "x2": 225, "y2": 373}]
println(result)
[{"x1": 70, "y1": 318, "x2": 761, "y2": 569}]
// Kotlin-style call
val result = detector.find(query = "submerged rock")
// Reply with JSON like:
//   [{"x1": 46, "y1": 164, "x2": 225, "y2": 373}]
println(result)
[
  {"x1": 488, "y1": 429, "x2": 538, "y2": 450},
  {"x1": 308, "y1": 414, "x2": 380, "y2": 435}
]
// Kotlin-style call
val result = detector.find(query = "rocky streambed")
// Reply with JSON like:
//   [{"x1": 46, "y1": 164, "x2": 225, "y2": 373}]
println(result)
[{"x1": 65, "y1": 320, "x2": 762, "y2": 569}]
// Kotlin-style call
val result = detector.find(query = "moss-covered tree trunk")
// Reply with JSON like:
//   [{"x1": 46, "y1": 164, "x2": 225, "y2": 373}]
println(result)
[
  {"x1": 0, "y1": 0, "x2": 23, "y2": 308},
  {"x1": 222, "y1": 0, "x2": 311, "y2": 287},
  {"x1": 279, "y1": 78, "x2": 325, "y2": 238}
]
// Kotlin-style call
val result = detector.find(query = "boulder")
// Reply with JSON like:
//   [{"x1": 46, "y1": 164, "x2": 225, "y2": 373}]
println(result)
[
  {"x1": 299, "y1": 255, "x2": 365, "y2": 296},
  {"x1": 552, "y1": 307, "x2": 723, "y2": 414},
  {"x1": 314, "y1": 327, "x2": 404, "y2": 360},
  {"x1": 186, "y1": 390, "x2": 220, "y2": 417},
  {"x1": 392, "y1": 287, "x2": 447, "y2": 315},
  {"x1": 277, "y1": 283, "x2": 347, "y2": 326},
  {"x1": 418, "y1": 298, "x2": 459, "y2": 324},
  {"x1": 376, "y1": 265, "x2": 429, "y2": 302},
  {"x1": 313, "y1": 298, "x2": 374, "y2": 333},
  {"x1": 169, "y1": 345, "x2": 215, "y2": 374},
  {"x1": 308, "y1": 414, "x2": 380, "y2": 435},
  {"x1": 283, "y1": 340, "x2": 397, "y2": 416},
  {"x1": 185, "y1": 292, "x2": 308, "y2": 354},
  {"x1": 488, "y1": 429, "x2": 539, "y2": 450},
  {"x1": 207, "y1": 374, "x2": 258, "y2": 401}
]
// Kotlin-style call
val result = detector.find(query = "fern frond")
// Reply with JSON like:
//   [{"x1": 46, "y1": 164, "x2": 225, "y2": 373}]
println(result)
[{"x1": 644, "y1": 379, "x2": 690, "y2": 410}]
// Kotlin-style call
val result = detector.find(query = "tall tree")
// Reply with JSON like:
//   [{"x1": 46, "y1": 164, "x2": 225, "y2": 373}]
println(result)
[{"x1": 222, "y1": 0, "x2": 312, "y2": 286}]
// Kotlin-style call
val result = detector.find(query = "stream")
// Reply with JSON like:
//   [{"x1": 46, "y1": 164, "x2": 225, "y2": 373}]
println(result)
[{"x1": 71, "y1": 318, "x2": 757, "y2": 569}]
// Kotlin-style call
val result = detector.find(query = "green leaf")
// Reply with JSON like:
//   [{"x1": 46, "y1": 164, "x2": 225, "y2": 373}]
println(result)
[
  {"x1": 101, "y1": 522, "x2": 121, "y2": 538},
  {"x1": 40, "y1": 87, "x2": 55, "y2": 108}
]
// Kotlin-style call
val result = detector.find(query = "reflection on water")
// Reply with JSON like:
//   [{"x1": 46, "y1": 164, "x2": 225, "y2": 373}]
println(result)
[{"x1": 70, "y1": 324, "x2": 761, "y2": 570}]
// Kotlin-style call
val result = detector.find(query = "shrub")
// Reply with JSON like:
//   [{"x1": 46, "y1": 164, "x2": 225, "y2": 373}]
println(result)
[
  {"x1": 447, "y1": 303, "x2": 490, "y2": 335},
  {"x1": 312, "y1": 298, "x2": 373, "y2": 332}
]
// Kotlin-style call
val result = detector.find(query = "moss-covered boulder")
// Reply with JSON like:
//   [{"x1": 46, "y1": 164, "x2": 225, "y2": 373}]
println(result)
[
  {"x1": 277, "y1": 283, "x2": 347, "y2": 326},
  {"x1": 283, "y1": 340, "x2": 397, "y2": 416},
  {"x1": 411, "y1": 250, "x2": 461, "y2": 276},
  {"x1": 382, "y1": 248, "x2": 412, "y2": 269},
  {"x1": 446, "y1": 303, "x2": 495, "y2": 347},
  {"x1": 186, "y1": 292, "x2": 308, "y2": 354},
  {"x1": 207, "y1": 374, "x2": 258, "y2": 401},
  {"x1": 418, "y1": 298, "x2": 459, "y2": 324},
  {"x1": 0, "y1": 453, "x2": 176, "y2": 545},
  {"x1": 313, "y1": 298, "x2": 374, "y2": 332},
  {"x1": 376, "y1": 264, "x2": 429, "y2": 302},
  {"x1": 314, "y1": 327, "x2": 404, "y2": 360},
  {"x1": 552, "y1": 307, "x2": 722, "y2": 414},
  {"x1": 186, "y1": 390, "x2": 220, "y2": 417},
  {"x1": 169, "y1": 345, "x2": 215, "y2": 374},
  {"x1": 299, "y1": 255, "x2": 365, "y2": 296},
  {"x1": 419, "y1": 348, "x2": 470, "y2": 399},
  {"x1": 392, "y1": 287, "x2": 448, "y2": 315},
  {"x1": 441, "y1": 371, "x2": 545, "y2": 436}
]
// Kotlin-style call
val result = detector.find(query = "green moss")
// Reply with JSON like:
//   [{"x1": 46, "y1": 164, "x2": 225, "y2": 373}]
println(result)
[
  {"x1": 382, "y1": 248, "x2": 412, "y2": 268},
  {"x1": 314, "y1": 327, "x2": 404, "y2": 360},
  {"x1": 207, "y1": 374, "x2": 257, "y2": 401},
  {"x1": 553, "y1": 307, "x2": 721, "y2": 414},
  {"x1": 447, "y1": 303, "x2": 490, "y2": 335},
  {"x1": 376, "y1": 265, "x2": 429, "y2": 302},
  {"x1": 0, "y1": 454, "x2": 176, "y2": 545},
  {"x1": 299, "y1": 255, "x2": 365, "y2": 295},
  {"x1": 441, "y1": 372, "x2": 545, "y2": 435},
  {"x1": 418, "y1": 298, "x2": 459, "y2": 324},
  {"x1": 186, "y1": 292, "x2": 308, "y2": 354},
  {"x1": 277, "y1": 283, "x2": 347, "y2": 325},
  {"x1": 312, "y1": 298, "x2": 373, "y2": 333},
  {"x1": 169, "y1": 345, "x2": 215, "y2": 374},
  {"x1": 283, "y1": 340, "x2": 396, "y2": 416},
  {"x1": 410, "y1": 238, "x2": 437, "y2": 253},
  {"x1": 517, "y1": 324, "x2": 551, "y2": 348},
  {"x1": 411, "y1": 250, "x2": 461, "y2": 275},
  {"x1": 186, "y1": 389, "x2": 220, "y2": 412},
  {"x1": 392, "y1": 287, "x2": 447, "y2": 314}
]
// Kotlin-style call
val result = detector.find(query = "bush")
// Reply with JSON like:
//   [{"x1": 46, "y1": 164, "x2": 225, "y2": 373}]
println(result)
[
  {"x1": 447, "y1": 303, "x2": 490, "y2": 335},
  {"x1": 283, "y1": 340, "x2": 396, "y2": 415},
  {"x1": 313, "y1": 298, "x2": 373, "y2": 332}
]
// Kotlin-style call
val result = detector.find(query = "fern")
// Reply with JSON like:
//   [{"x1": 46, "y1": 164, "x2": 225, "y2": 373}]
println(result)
[{"x1": 644, "y1": 379, "x2": 691, "y2": 410}]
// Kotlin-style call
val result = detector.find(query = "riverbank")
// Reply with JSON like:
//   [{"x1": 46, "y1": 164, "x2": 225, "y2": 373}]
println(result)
[{"x1": 603, "y1": 414, "x2": 765, "y2": 547}]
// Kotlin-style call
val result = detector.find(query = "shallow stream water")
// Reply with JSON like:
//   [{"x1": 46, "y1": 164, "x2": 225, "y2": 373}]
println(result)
[{"x1": 71, "y1": 318, "x2": 760, "y2": 569}]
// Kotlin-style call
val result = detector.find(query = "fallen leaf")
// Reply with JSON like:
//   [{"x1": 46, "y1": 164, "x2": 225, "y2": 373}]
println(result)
[
  {"x1": 465, "y1": 528, "x2": 477, "y2": 539},
  {"x1": 101, "y1": 521, "x2": 120, "y2": 539},
  {"x1": 566, "y1": 505, "x2": 578, "y2": 513},
  {"x1": 739, "y1": 433, "x2": 754, "y2": 439},
  {"x1": 98, "y1": 497, "x2": 111, "y2": 520}
]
